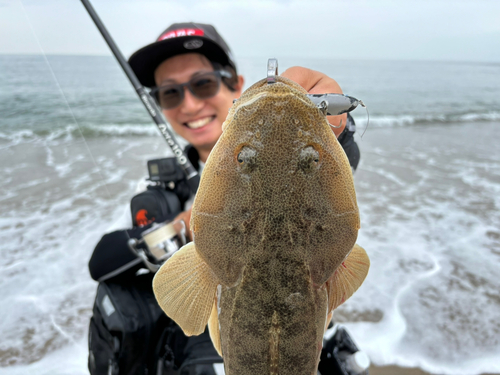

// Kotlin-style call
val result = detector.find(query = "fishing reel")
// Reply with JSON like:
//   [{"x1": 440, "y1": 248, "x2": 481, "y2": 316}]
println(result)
[
  {"x1": 127, "y1": 155, "x2": 192, "y2": 272},
  {"x1": 128, "y1": 218, "x2": 187, "y2": 272}
]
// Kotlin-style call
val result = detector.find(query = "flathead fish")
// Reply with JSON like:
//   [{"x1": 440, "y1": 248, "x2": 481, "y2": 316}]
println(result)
[{"x1": 153, "y1": 76, "x2": 370, "y2": 375}]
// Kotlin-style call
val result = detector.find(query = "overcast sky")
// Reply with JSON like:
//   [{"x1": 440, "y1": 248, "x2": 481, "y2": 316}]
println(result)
[{"x1": 1, "y1": 0, "x2": 499, "y2": 63}]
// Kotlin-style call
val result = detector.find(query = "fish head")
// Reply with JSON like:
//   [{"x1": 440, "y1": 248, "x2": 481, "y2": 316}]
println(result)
[{"x1": 191, "y1": 76, "x2": 360, "y2": 287}]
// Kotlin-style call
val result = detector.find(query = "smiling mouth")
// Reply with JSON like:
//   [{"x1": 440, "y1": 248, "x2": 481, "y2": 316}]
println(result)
[{"x1": 184, "y1": 116, "x2": 216, "y2": 129}]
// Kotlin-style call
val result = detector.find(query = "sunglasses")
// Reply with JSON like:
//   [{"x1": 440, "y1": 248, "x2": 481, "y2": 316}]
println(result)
[{"x1": 150, "y1": 70, "x2": 232, "y2": 110}]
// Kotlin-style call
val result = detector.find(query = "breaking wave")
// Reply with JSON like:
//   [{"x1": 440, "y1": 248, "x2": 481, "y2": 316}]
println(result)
[
  {"x1": 353, "y1": 111, "x2": 500, "y2": 127},
  {"x1": 2, "y1": 111, "x2": 500, "y2": 147},
  {"x1": 0, "y1": 124, "x2": 160, "y2": 146}
]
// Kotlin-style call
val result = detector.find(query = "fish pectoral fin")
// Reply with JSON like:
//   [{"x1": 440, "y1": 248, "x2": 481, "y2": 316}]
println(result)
[
  {"x1": 208, "y1": 298, "x2": 223, "y2": 357},
  {"x1": 153, "y1": 242, "x2": 219, "y2": 336},
  {"x1": 326, "y1": 244, "x2": 370, "y2": 312}
]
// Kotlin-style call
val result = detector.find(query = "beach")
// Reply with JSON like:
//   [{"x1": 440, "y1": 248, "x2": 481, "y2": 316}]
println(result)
[
  {"x1": 2, "y1": 121, "x2": 499, "y2": 374},
  {"x1": 342, "y1": 122, "x2": 500, "y2": 374},
  {"x1": 1, "y1": 55, "x2": 499, "y2": 374}
]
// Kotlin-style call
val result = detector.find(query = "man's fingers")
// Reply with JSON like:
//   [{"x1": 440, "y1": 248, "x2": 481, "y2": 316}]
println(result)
[
  {"x1": 175, "y1": 208, "x2": 193, "y2": 241},
  {"x1": 281, "y1": 66, "x2": 347, "y2": 137}
]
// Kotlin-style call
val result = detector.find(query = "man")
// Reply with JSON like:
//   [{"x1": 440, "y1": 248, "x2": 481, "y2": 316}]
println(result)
[{"x1": 89, "y1": 22, "x2": 361, "y2": 375}]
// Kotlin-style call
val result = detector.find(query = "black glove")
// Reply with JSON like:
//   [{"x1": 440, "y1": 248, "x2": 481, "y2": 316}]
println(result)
[{"x1": 88, "y1": 225, "x2": 153, "y2": 282}]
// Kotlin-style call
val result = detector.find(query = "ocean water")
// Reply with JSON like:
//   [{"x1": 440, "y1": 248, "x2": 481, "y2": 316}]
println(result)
[{"x1": 0, "y1": 55, "x2": 499, "y2": 374}]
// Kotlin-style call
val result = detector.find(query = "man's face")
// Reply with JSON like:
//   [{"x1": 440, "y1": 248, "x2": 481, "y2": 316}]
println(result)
[{"x1": 154, "y1": 53, "x2": 242, "y2": 157}]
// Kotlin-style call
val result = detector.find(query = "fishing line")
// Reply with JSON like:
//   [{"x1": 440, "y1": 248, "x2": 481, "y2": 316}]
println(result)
[
  {"x1": 80, "y1": 0, "x2": 200, "y2": 195},
  {"x1": 360, "y1": 101, "x2": 370, "y2": 138},
  {"x1": 17, "y1": 0, "x2": 112, "y2": 200},
  {"x1": 328, "y1": 101, "x2": 369, "y2": 138}
]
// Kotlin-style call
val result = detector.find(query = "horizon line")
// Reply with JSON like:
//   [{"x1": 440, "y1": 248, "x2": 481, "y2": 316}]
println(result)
[{"x1": 1, "y1": 52, "x2": 499, "y2": 66}]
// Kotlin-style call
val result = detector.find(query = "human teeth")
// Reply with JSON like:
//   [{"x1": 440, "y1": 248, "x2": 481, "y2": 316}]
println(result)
[{"x1": 186, "y1": 117, "x2": 213, "y2": 129}]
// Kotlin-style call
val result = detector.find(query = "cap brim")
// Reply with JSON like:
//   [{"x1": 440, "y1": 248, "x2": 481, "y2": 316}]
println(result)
[{"x1": 129, "y1": 36, "x2": 233, "y2": 88}]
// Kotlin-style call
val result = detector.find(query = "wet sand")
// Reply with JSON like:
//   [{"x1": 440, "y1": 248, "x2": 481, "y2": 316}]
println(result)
[
  {"x1": 370, "y1": 366, "x2": 499, "y2": 375},
  {"x1": 370, "y1": 365, "x2": 431, "y2": 375}
]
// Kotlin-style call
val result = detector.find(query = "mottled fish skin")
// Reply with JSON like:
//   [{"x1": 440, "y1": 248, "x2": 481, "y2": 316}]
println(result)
[{"x1": 191, "y1": 76, "x2": 360, "y2": 375}]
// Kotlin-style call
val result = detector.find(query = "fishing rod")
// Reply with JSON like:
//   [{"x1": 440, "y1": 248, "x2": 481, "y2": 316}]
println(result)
[{"x1": 80, "y1": 0, "x2": 200, "y2": 195}]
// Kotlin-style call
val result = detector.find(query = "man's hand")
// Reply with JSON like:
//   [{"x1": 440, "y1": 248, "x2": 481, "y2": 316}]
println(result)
[
  {"x1": 174, "y1": 207, "x2": 193, "y2": 242},
  {"x1": 281, "y1": 66, "x2": 347, "y2": 138}
]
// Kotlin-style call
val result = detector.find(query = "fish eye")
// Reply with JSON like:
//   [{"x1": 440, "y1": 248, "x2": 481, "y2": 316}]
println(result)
[
  {"x1": 236, "y1": 146, "x2": 257, "y2": 170},
  {"x1": 298, "y1": 146, "x2": 320, "y2": 172}
]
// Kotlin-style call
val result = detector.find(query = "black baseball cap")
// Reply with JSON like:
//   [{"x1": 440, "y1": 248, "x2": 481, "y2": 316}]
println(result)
[{"x1": 129, "y1": 22, "x2": 237, "y2": 88}]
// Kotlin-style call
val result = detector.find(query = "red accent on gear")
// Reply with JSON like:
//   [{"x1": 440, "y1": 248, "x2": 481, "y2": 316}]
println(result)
[{"x1": 136, "y1": 209, "x2": 154, "y2": 227}]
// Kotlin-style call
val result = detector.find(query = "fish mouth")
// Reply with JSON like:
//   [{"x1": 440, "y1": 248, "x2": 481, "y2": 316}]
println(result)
[{"x1": 183, "y1": 115, "x2": 216, "y2": 129}]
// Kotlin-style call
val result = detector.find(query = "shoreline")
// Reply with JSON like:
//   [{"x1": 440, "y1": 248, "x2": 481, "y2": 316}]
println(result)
[
  {"x1": 370, "y1": 365, "x2": 431, "y2": 375},
  {"x1": 370, "y1": 365, "x2": 499, "y2": 375}
]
